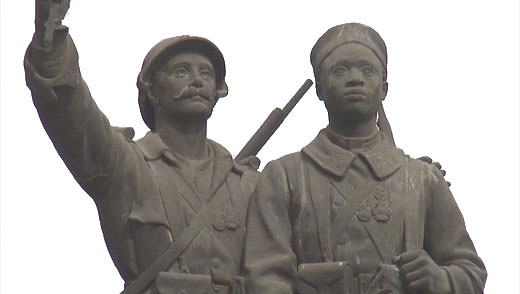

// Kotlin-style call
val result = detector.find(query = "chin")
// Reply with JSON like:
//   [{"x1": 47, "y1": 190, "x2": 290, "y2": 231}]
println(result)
[
  {"x1": 328, "y1": 105, "x2": 367, "y2": 119},
  {"x1": 177, "y1": 106, "x2": 214, "y2": 121}
]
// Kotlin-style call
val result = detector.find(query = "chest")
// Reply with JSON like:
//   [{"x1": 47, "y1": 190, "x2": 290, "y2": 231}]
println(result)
[
  {"x1": 129, "y1": 159, "x2": 248, "y2": 275},
  {"x1": 290, "y1": 161, "x2": 413, "y2": 267}
]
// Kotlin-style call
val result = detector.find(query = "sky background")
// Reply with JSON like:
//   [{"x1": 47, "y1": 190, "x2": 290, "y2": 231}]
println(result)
[{"x1": 1, "y1": 0, "x2": 519, "y2": 293}]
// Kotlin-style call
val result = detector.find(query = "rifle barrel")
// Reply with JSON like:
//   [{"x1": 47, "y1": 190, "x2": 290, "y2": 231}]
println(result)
[
  {"x1": 235, "y1": 79, "x2": 313, "y2": 162},
  {"x1": 282, "y1": 79, "x2": 313, "y2": 116}
]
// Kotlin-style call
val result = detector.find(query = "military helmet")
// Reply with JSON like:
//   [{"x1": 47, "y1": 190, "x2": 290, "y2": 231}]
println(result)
[{"x1": 137, "y1": 36, "x2": 227, "y2": 130}]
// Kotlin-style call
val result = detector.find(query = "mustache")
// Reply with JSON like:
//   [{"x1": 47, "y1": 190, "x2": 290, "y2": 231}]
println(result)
[{"x1": 173, "y1": 86, "x2": 214, "y2": 101}]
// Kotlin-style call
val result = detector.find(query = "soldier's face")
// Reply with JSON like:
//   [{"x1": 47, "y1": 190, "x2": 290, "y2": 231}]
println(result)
[
  {"x1": 319, "y1": 42, "x2": 387, "y2": 122},
  {"x1": 153, "y1": 52, "x2": 218, "y2": 122}
]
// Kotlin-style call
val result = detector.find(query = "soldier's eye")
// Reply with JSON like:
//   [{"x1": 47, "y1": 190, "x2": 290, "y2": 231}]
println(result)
[
  {"x1": 200, "y1": 69, "x2": 214, "y2": 80},
  {"x1": 174, "y1": 68, "x2": 189, "y2": 78},
  {"x1": 361, "y1": 67, "x2": 374, "y2": 76},
  {"x1": 333, "y1": 66, "x2": 348, "y2": 76}
]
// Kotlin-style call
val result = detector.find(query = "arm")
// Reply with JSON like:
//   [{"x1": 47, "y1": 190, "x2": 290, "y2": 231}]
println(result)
[
  {"x1": 398, "y1": 165, "x2": 487, "y2": 294},
  {"x1": 25, "y1": 0, "x2": 132, "y2": 197},
  {"x1": 243, "y1": 160, "x2": 298, "y2": 294},
  {"x1": 424, "y1": 166, "x2": 486, "y2": 293}
]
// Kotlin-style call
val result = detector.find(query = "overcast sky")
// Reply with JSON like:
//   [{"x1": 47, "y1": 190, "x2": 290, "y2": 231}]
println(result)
[{"x1": 1, "y1": 0, "x2": 519, "y2": 293}]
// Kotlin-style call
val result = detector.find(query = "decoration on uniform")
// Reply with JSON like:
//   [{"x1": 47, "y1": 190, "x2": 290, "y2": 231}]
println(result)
[
  {"x1": 356, "y1": 184, "x2": 392, "y2": 222},
  {"x1": 213, "y1": 201, "x2": 239, "y2": 231}
]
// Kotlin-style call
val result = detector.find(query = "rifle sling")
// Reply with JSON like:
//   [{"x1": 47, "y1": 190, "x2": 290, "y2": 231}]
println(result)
[
  {"x1": 329, "y1": 171, "x2": 383, "y2": 252},
  {"x1": 362, "y1": 218, "x2": 391, "y2": 264},
  {"x1": 121, "y1": 159, "x2": 232, "y2": 294}
]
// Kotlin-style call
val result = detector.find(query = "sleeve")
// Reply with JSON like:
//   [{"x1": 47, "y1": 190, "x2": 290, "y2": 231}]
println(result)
[
  {"x1": 423, "y1": 165, "x2": 487, "y2": 293},
  {"x1": 24, "y1": 28, "x2": 134, "y2": 199},
  {"x1": 243, "y1": 160, "x2": 298, "y2": 294}
]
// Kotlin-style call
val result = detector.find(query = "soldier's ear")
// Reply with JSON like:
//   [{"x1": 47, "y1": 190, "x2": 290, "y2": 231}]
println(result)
[
  {"x1": 138, "y1": 77, "x2": 159, "y2": 106},
  {"x1": 382, "y1": 81, "x2": 388, "y2": 101},
  {"x1": 216, "y1": 82, "x2": 228, "y2": 98},
  {"x1": 147, "y1": 83, "x2": 159, "y2": 105}
]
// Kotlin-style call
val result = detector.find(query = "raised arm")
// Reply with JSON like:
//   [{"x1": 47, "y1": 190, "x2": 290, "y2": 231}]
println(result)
[{"x1": 25, "y1": 0, "x2": 132, "y2": 197}]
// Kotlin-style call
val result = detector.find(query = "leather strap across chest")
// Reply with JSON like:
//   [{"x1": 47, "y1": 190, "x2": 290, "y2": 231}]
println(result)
[
  {"x1": 121, "y1": 158, "x2": 233, "y2": 294},
  {"x1": 307, "y1": 161, "x2": 384, "y2": 263}
]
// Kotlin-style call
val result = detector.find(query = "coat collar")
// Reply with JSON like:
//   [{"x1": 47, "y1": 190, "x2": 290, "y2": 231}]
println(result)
[
  {"x1": 302, "y1": 128, "x2": 404, "y2": 180},
  {"x1": 136, "y1": 132, "x2": 233, "y2": 192}
]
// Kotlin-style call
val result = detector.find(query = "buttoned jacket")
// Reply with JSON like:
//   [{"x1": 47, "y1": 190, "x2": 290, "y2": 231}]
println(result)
[{"x1": 244, "y1": 129, "x2": 486, "y2": 294}]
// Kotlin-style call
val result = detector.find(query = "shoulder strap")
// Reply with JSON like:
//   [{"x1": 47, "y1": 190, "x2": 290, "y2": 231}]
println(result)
[
  {"x1": 329, "y1": 170, "x2": 383, "y2": 251},
  {"x1": 361, "y1": 218, "x2": 392, "y2": 264},
  {"x1": 122, "y1": 159, "x2": 233, "y2": 294}
]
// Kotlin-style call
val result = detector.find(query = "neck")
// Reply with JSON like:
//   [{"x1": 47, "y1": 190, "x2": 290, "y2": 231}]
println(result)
[
  {"x1": 155, "y1": 119, "x2": 209, "y2": 160},
  {"x1": 328, "y1": 115, "x2": 378, "y2": 138}
]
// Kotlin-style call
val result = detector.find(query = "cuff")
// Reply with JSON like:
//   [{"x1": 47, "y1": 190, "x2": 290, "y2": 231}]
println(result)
[
  {"x1": 442, "y1": 264, "x2": 480, "y2": 294},
  {"x1": 24, "y1": 31, "x2": 81, "y2": 102}
]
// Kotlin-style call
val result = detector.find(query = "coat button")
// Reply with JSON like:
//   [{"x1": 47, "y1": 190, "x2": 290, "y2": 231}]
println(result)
[
  {"x1": 337, "y1": 233, "x2": 348, "y2": 245},
  {"x1": 211, "y1": 258, "x2": 221, "y2": 269},
  {"x1": 333, "y1": 194, "x2": 346, "y2": 206}
]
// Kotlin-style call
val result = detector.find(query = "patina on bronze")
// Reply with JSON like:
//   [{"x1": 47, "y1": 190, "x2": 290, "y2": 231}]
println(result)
[
  {"x1": 243, "y1": 23, "x2": 486, "y2": 294},
  {"x1": 25, "y1": 1, "x2": 262, "y2": 293}
]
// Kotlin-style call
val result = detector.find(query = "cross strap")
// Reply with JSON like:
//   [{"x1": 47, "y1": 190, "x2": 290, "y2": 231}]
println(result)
[
  {"x1": 121, "y1": 159, "x2": 233, "y2": 294},
  {"x1": 361, "y1": 218, "x2": 392, "y2": 264},
  {"x1": 329, "y1": 171, "x2": 383, "y2": 252}
]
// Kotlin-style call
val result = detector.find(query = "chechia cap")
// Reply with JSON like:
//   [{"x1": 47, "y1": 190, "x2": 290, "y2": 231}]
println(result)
[
  {"x1": 137, "y1": 36, "x2": 227, "y2": 130},
  {"x1": 311, "y1": 23, "x2": 387, "y2": 73}
]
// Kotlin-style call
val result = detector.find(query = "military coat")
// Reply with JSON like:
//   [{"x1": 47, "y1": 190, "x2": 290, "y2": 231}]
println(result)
[
  {"x1": 24, "y1": 33, "x2": 257, "y2": 293},
  {"x1": 243, "y1": 128, "x2": 486, "y2": 294}
]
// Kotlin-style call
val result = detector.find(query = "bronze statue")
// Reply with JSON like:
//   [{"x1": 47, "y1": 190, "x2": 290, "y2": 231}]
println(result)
[
  {"x1": 243, "y1": 23, "x2": 487, "y2": 294},
  {"x1": 25, "y1": 1, "x2": 261, "y2": 293}
]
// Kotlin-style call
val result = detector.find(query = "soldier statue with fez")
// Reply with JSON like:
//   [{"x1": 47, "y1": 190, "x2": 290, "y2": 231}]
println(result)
[
  {"x1": 243, "y1": 23, "x2": 486, "y2": 294},
  {"x1": 25, "y1": 1, "x2": 258, "y2": 293}
]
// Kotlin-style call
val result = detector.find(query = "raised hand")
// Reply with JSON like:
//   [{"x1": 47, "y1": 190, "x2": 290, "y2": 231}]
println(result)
[{"x1": 34, "y1": 0, "x2": 71, "y2": 51}]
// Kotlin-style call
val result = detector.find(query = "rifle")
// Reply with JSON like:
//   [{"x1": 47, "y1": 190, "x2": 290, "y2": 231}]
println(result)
[{"x1": 235, "y1": 79, "x2": 313, "y2": 162}]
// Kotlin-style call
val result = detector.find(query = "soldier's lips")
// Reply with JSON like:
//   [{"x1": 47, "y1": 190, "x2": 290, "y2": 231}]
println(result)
[
  {"x1": 342, "y1": 92, "x2": 366, "y2": 101},
  {"x1": 188, "y1": 95, "x2": 210, "y2": 101}
]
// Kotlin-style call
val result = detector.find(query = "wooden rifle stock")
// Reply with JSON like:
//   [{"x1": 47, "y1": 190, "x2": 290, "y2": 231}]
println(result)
[{"x1": 235, "y1": 79, "x2": 313, "y2": 161}]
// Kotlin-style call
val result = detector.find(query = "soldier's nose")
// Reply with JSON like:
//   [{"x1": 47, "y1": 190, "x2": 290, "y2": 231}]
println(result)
[
  {"x1": 190, "y1": 78, "x2": 203, "y2": 88},
  {"x1": 346, "y1": 80, "x2": 364, "y2": 87}
]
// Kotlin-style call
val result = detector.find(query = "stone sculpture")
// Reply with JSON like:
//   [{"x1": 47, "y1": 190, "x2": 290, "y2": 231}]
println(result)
[
  {"x1": 25, "y1": 1, "x2": 260, "y2": 293},
  {"x1": 243, "y1": 23, "x2": 487, "y2": 294}
]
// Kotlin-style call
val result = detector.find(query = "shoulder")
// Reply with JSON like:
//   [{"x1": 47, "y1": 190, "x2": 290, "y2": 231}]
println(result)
[
  {"x1": 402, "y1": 154, "x2": 448, "y2": 187},
  {"x1": 263, "y1": 151, "x2": 305, "y2": 175},
  {"x1": 256, "y1": 152, "x2": 308, "y2": 192},
  {"x1": 207, "y1": 138, "x2": 231, "y2": 156}
]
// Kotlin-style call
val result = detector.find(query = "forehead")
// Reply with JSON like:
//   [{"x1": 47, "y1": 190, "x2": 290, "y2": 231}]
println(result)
[
  {"x1": 164, "y1": 52, "x2": 213, "y2": 68},
  {"x1": 321, "y1": 42, "x2": 382, "y2": 68}
]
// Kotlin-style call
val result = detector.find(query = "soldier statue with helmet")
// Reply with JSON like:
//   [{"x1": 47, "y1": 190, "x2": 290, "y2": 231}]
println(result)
[
  {"x1": 243, "y1": 23, "x2": 487, "y2": 294},
  {"x1": 25, "y1": 0, "x2": 261, "y2": 293}
]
